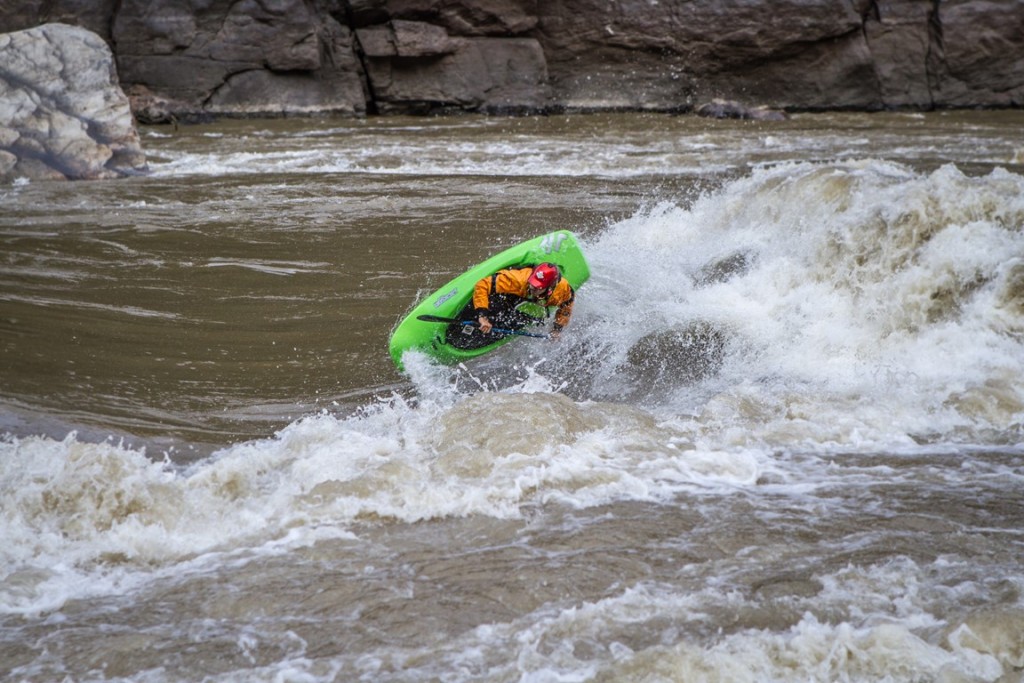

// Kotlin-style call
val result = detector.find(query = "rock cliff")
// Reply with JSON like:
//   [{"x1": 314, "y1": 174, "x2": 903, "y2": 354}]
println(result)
[{"x1": 2, "y1": 0, "x2": 1022, "y2": 120}]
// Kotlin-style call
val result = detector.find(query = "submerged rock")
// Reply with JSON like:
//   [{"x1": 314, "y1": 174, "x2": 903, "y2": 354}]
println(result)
[
  {"x1": 0, "y1": 23, "x2": 147, "y2": 182},
  {"x1": 696, "y1": 99, "x2": 789, "y2": 121},
  {"x1": 696, "y1": 252, "x2": 754, "y2": 287},
  {"x1": 623, "y1": 321, "x2": 728, "y2": 393}
]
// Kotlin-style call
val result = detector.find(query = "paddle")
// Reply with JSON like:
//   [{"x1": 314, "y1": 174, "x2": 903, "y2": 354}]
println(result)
[{"x1": 416, "y1": 314, "x2": 549, "y2": 339}]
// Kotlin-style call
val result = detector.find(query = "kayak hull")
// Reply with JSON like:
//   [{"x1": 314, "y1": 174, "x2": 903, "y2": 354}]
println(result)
[{"x1": 389, "y1": 231, "x2": 590, "y2": 371}]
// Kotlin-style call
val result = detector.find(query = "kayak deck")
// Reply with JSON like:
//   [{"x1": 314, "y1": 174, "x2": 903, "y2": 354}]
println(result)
[{"x1": 389, "y1": 230, "x2": 590, "y2": 371}]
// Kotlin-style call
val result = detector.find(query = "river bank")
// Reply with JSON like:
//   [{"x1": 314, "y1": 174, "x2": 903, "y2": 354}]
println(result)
[{"x1": 4, "y1": 1, "x2": 1023, "y2": 122}]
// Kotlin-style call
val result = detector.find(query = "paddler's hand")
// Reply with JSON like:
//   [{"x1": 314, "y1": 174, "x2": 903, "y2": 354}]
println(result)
[{"x1": 477, "y1": 316, "x2": 493, "y2": 334}]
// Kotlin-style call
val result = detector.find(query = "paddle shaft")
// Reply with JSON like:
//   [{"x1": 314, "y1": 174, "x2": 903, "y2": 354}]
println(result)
[{"x1": 416, "y1": 314, "x2": 549, "y2": 339}]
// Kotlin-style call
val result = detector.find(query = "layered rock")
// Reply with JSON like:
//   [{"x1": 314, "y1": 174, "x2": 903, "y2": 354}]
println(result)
[
  {"x1": 1, "y1": 0, "x2": 1021, "y2": 120},
  {"x1": 110, "y1": 0, "x2": 367, "y2": 118},
  {"x1": 357, "y1": 20, "x2": 548, "y2": 113},
  {"x1": 0, "y1": 23, "x2": 147, "y2": 181}
]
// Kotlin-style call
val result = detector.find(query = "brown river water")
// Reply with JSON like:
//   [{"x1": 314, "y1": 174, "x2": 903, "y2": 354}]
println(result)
[{"x1": 1, "y1": 111, "x2": 1023, "y2": 681}]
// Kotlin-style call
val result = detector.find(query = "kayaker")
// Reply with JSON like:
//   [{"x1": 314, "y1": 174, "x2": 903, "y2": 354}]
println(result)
[{"x1": 449, "y1": 262, "x2": 575, "y2": 349}]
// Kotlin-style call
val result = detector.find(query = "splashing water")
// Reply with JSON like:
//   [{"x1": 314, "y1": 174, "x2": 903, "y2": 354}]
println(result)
[
  {"x1": 538, "y1": 161, "x2": 1024, "y2": 449},
  {"x1": 2, "y1": 153, "x2": 1023, "y2": 682}
]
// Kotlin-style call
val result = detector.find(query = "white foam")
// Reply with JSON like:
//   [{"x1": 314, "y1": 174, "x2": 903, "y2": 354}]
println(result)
[
  {"x1": 3, "y1": 160, "x2": 1022, "y2": 621},
  {"x1": 301, "y1": 557, "x2": 1017, "y2": 682},
  {"x1": 572, "y1": 161, "x2": 1024, "y2": 447}
]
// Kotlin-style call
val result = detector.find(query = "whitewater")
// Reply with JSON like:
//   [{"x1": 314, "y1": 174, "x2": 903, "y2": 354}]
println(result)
[{"x1": 1, "y1": 112, "x2": 1023, "y2": 682}]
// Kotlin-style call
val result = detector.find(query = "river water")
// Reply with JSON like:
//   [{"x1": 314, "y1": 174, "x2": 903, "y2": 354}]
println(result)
[{"x1": 1, "y1": 111, "x2": 1023, "y2": 681}]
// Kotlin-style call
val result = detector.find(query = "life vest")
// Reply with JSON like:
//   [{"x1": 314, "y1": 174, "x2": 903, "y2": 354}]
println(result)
[{"x1": 472, "y1": 266, "x2": 575, "y2": 329}]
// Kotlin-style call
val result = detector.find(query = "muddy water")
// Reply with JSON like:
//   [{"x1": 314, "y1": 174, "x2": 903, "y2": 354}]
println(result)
[
  {"x1": 1, "y1": 144, "x2": 680, "y2": 452},
  {"x1": 1, "y1": 111, "x2": 1023, "y2": 682}
]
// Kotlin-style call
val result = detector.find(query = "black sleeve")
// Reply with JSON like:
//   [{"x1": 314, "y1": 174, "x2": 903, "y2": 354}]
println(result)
[{"x1": 475, "y1": 273, "x2": 499, "y2": 317}]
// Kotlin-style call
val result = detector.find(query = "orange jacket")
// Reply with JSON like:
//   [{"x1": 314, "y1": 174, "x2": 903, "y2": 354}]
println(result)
[{"x1": 473, "y1": 267, "x2": 575, "y2": 329}]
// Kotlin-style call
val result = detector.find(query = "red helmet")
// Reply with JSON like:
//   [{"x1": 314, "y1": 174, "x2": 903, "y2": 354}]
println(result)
[{"x1": 528, "y1": 263, "x2": 561, "y2": 292}]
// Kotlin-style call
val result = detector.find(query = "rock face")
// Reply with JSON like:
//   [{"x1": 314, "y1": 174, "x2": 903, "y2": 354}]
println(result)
[
  {"x1": 1, "y1": 23, "x2": 147, "y2": 181},
  {"x1": 2, "y1": 0, "x2": 1022, "y2": 120}
]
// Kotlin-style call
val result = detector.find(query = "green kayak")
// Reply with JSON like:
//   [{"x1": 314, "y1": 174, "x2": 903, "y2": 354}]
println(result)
[{"x1": 389, "y1": 230, "x2": 591, "y2": 371}]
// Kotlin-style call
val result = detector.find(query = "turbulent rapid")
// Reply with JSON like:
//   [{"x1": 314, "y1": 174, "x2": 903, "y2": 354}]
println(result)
[
  {"x1": 1, "y1": 112, "x2": 1023, "y2": 682},
  {"x1": 565, "y1": 161, "x2": 1024, "y2": 446}
]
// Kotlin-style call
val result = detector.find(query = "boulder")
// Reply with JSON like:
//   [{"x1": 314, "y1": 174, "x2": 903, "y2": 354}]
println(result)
[
  {"x1": 126, "y1": 84, "x2": 182, "y2": 125},
  {"x1": 696, "y1": 99, "x2": 788, "y2": 121},
  {"x1": 205, "y1": 17, "x2": 367, "y2": 117},
  {"x1": 0, "y1": 23, "x2": 147, "y2": 182}
]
